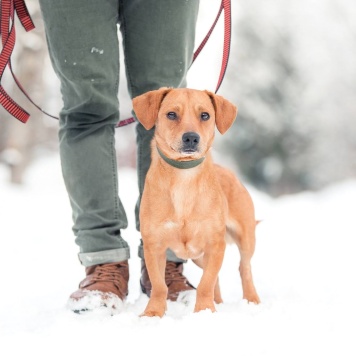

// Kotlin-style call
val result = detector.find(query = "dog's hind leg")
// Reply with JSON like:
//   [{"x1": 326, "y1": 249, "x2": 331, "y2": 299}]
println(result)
[{"x1": 234, "y1": 227, "x2": 260, "y2": 304}]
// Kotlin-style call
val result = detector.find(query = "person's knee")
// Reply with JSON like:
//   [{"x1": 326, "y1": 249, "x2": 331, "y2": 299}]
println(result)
[{"x1": 59, "y1": 79, "x2": 119, "y2": 128}]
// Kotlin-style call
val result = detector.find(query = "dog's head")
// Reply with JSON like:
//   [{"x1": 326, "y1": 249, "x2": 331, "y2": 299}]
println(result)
[{"x1": 132, "y1": 87, "x2": 237, "y2": 160}]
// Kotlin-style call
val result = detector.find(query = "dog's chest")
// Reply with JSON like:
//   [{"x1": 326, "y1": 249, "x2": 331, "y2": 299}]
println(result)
[
  {"x1": 171, "y1": 186, "x2": 195, "y2": 218},
  {"x1": 162, "y1": 178, "x2": 224, "y2": 259},
  {"x1": 169, "y1": 170, "x2": 206, "y2": 217}
]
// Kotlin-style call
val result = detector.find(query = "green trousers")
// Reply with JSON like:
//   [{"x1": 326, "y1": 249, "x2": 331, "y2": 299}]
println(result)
[{"x1": 39, "y1": 0, "x2": 200, "y2": 266}]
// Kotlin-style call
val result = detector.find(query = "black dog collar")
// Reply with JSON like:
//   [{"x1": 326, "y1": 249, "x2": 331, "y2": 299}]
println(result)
[{"x1": 156, "y1": 147, "x2": 205, "y2": 169}]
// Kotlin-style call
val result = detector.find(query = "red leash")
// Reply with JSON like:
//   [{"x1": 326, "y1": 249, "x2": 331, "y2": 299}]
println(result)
[
  {"x1": 0, "y1": 0, "x2": 231, "y2": 127},
  {"x1": 191, "y1": 0, "x2": 231, "y2": 94},
  {"x1": 0, "y1": 0, "x2": 34, "y2": 123}
]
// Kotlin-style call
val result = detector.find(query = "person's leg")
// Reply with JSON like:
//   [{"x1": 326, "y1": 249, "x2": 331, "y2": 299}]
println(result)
[
  {"x1": 119, "y1": 0, "x2": 199, "y2": 250},
  {"x1": 39, "y1": 0, "x2": 129, "y2": 266},
  {"x1": 119, "y1": 0, "x2": 200, "y2": 299}
]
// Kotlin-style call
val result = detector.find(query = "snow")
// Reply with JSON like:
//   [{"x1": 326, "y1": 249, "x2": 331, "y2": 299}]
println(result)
[{"x1": 1, "y1": 155, "x2": 356, "y2": 355}]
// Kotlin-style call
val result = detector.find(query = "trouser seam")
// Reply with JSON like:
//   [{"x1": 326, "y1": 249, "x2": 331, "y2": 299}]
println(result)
[
  {"x1": 110, "y1": 128, "x2": 119, "y2": 220},
  {"x1": 119, "y1": 0, "x2": 134, "y2": 98}
]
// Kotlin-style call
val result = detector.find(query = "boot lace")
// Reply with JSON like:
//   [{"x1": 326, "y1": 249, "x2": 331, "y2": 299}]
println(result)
[{"x1": 91, "y1": 263, "x2": 127, "y2": 291}]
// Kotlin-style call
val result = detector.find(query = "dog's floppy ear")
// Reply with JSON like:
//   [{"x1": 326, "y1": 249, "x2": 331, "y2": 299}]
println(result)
[
  {"x1": 205, "y1": 90, "x2": 238, "y2": 134},
  {"x1": 132, "y1": 87, "x2": 172, "y2": 130}
]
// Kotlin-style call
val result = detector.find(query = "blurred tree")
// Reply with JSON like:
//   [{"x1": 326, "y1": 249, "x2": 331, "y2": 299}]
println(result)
[
  {"x1": 222, "y1": 7, "x2": 310, "y2": 195},
  {"x1": 219, "y1": 0, "x2": 356, "y2": 196}
]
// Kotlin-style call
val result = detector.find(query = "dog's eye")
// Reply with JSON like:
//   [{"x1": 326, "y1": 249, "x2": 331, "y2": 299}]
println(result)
[
  {"x1": 201, "y1": 112, "x2": 210, "y2": 121},
  {"x1": 166, "y1": 112, "x2": 178, "y2": 120}
]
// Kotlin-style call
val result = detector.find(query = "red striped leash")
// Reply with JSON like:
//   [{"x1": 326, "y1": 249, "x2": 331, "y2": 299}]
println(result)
[
  {"x1": 0, "y1": 0, "x2": 58, "y2": 123},
  {"x1": 0, "y1": 0, "x2": 34, "y2": 123},
  {"x1": 191, "y1": 0, "x2": 231, "y2": 94},
  {"x1": 0, "y1": 0, "x2": 231, "y2": 127}
]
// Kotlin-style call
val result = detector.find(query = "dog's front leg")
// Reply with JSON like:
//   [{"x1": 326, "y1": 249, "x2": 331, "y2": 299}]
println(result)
[
  {"x1": 193, "y1": 256, "x2": 223, "y2": 304},
  {"x1": 140, "y1": 246, "x2": 167, "y2": 317},
  {"x1": 194, "y1": 239, "x2": 226, "y2": 313}
]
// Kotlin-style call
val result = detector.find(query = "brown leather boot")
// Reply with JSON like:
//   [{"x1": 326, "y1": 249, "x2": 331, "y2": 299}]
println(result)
[
  {"x1": 68, "y1": 261, "x2": 129, "y2": 313},
  {"x1": 140, "y1": 260, "x2": 195, "y2": 301}
]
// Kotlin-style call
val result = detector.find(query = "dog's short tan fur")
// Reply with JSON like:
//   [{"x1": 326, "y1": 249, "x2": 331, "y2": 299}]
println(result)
[{"x1": 133, "y1": 88, "x2": 260, "y2": 317}]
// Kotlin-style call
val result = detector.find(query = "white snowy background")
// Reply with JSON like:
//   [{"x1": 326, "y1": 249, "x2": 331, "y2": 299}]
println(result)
[{"x1": 1, "y1": 0, "x2": 356, "y2": 355}]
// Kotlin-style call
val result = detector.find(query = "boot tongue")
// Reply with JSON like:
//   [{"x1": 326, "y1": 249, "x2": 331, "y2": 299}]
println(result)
[{"x1": 85, "y1": 265, "x2": 97, "y2": 275}]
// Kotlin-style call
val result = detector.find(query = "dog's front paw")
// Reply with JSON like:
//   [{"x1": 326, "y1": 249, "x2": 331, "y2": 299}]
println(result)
[
  {"x1": 193, "y1": 302, "x2": 216, "y2": 313},
  {"x1": 244, "y1": 293, "x2": 261, "y2": 304},
  {"x1": 140, "y1": 309, "x2": 165, "y2": 318},
  {"x1": 243, "y1": 286, "x2": 261, "y2": 304},
  {"x1": 140, "y1": 299, "x2": 167, "y2": 318}
]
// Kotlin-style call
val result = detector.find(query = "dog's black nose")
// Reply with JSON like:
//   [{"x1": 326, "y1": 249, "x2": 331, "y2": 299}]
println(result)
[{"x1": 182, "y1": 132, "x2": 200, "y2": 151}]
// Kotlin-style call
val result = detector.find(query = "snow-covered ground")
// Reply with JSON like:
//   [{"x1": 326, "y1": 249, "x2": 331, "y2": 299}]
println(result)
[{"x1": 1, "y1": 155, "x2": 355, "y2": 355}]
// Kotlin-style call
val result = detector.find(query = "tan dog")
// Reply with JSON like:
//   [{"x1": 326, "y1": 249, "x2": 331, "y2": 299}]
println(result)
[{"x1": 132, "y1": 88, "x2": 260, "y2": 317}]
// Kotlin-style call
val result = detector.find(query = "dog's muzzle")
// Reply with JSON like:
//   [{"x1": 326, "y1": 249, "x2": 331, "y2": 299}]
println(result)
[{"x1": 182, "y1": 132, "x2": 200, "y2": 153}]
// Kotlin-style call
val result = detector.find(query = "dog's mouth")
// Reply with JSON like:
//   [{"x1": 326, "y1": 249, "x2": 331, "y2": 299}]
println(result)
[
  {"x1": 181, "y1": 148, "x2": 198, "y2": 155},
  {"x1": 169, "y1": 145, "x2": 198, "y2": 158},
  {"x1": 176, "y1": 144, "x2": 203, "y2": 158}
]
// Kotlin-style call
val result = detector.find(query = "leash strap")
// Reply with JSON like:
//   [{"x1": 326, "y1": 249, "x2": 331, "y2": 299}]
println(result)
[
  {"x1": 215, "y1": 0, "x2": 231, "y2": 94},
  {"x1": 191, "y1": 0, "x2": 231, "y2": 94},
  {"x1": 117, "y1": 116, "x2": 136, "y2": 128},
  {"x1": 0, "y1": 0, "x2": 35, "y2": 123}
]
